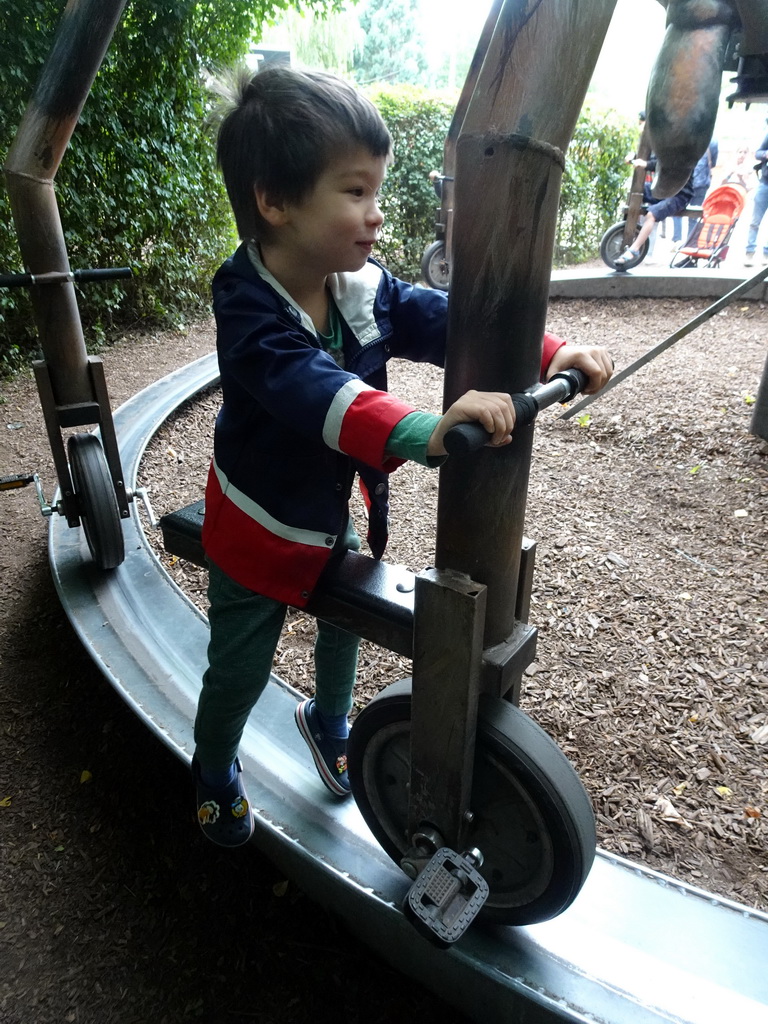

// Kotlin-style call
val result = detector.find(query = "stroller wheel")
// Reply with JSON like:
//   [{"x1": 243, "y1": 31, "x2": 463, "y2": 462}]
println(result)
[{"x1": 671, "y1": 255, "x2": 696, "y2": 269}]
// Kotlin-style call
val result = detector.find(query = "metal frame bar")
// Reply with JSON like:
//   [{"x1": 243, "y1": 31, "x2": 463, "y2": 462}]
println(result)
[{"x1": 3, "y1": 0, "x2": 129, "y2": 515}]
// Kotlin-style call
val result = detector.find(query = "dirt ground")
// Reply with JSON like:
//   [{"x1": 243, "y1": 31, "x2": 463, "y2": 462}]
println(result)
[{"x1": 1, "y1": 284, "x2": 767, "y2": 1023}]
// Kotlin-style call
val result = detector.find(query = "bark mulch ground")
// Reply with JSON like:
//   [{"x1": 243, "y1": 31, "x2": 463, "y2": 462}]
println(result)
[{"x1": 1, "y1": 295, "x2": 766, "y2": 1023}]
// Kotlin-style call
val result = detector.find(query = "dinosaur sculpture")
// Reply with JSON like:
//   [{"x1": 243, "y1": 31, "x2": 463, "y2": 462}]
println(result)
[{"x1": 648, "y1": 0, "x2": 768, "y2": 196}]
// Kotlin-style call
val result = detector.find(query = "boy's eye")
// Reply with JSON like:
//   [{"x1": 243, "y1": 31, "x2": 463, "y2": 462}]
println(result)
[{"x1": 348, "y1": 187, "x2": 365, "y2": 197}]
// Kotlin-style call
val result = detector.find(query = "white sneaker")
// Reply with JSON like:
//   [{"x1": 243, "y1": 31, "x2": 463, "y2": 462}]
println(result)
[{"x1": 744, "y1": 255, "x2": 754, "y2": 267}]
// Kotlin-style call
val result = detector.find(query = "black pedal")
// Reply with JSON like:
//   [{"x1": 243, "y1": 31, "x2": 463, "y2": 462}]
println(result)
[
  {"x1": 404, "y1": 847, "x2": 488, "y2": 946},
  {"x1": 0, "y1": 474, "x2": 34, "y2": 491}
]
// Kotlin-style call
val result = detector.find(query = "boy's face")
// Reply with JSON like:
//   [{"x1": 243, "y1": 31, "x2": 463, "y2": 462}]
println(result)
[{"x1": 279, "y1": 147, "x2": 387, "y2": 275}]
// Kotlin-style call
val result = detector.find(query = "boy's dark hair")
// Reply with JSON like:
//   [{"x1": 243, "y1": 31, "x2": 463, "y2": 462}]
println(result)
[{"x1": 215, "y1": 66, "x2": 392, "y2": 240}]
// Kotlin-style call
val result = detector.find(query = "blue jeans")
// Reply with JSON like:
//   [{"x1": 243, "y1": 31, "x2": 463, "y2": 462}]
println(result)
[{"x1": 746, "y1": 181, "x2": 768, "y2": 255}]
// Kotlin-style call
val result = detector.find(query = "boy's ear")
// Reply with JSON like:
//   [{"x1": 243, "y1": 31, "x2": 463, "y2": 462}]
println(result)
[{"x1": 254, "y1": 185, "x2": 288, "y2": 227}]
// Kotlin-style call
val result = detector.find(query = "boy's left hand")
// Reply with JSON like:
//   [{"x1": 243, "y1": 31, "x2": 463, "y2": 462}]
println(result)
[{"x1": 546, "y1": 345, "x2": 614, "y2": 395}]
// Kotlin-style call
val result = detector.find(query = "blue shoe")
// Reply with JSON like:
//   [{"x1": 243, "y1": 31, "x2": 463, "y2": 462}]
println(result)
[
  {"x1": 294, "y1": 699, "x2": 351, "y2": 797},
  {"x1": 192, "y1": 756, "x2": 254, "y2": 847}
]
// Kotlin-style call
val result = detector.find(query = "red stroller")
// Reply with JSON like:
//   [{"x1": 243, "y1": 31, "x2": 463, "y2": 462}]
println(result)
[{"x1": 670, "y1": 184, "x2": 746, "y2": 268}]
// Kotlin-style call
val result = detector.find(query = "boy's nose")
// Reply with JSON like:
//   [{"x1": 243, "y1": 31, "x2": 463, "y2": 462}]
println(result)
[{"x1": 367, "y1": 201, "x2": 384, "y2": 227}]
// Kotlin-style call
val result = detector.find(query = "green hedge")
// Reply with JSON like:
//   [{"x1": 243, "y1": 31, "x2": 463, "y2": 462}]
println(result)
[
  {"x1": 1, "y1": 11, "x2": 633, "y2": 375},
  {"x1": 366, "y1": 87, "x2": 634, "y2": 278},
  {"x1": 556, "y1": 107, "x2": 636, "y2": 265},
  {"x1": 366, "y1": 84, "x2": 454, "y2": 281}
]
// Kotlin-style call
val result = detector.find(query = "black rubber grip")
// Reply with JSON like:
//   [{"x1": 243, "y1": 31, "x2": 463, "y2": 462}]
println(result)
[
  {"x1": 443, "y1": 421, "x2": 492, "y2": 455},
  {"x1": 442, "y1": 369, "x2": 590, "y2": 456},
  {"x1": 0, "y1": 273, "x2": 35, "y2": 288},
  {"x1": 74, "y1": 267, "x2": 132, "y2": 282},
  {"x1": 443, "y1": 392, "x2": 540, "y2": 455},
  {"x1": 546, "y1": 367, "x2": 588, "y2": 402}
]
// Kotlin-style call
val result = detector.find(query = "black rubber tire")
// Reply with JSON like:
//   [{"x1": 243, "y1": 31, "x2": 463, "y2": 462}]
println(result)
[
  {"x1": 420, "y1": 240, "x2": 450, "y2": 290},
  {"x1": 599, "y1": 222, "x2": 649, "y2": 270},
  {"x1": 67, "y1": 433, "x2": 125, "y2": 570},
  {"x1": 348, "y1": 679, "x2": 596, "y2": 926}
]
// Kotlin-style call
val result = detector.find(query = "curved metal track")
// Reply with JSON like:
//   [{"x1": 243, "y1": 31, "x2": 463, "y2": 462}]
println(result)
[{"x1": 50, "y1": 346, "x2": 768, "y2": 1024}]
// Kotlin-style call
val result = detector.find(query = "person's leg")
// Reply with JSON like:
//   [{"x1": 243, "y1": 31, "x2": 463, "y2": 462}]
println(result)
[
  {"x1": 313, "y1": 621, "x2": 360, "y2": 722},
  {"x1": 615, "y1": 212, "x2": 657, "y2": 267},
  {"x1": 759, "y1": 183, "x2": 768, "y2": 261},
  {"x1": 192, "y1": 564, "x2": 287, "y2": 846},
  {"x1": 294, "y1": 620, "x2": 360, "y2": 796},
  {"x1": 672, "y1": 215, "x2": 683, "y2": 243},
  {"x1": 195, "y1": 563, "x2": 287, "y2": 771},
  {"x1": 745, "y1": 182, "x2": 768, "y2": 259},
  {"x1": 646, "y1": 221, "x2": 659, "y2": 258}
]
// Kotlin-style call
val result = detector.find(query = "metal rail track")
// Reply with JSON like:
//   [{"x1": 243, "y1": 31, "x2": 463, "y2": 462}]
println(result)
[{"x1": 49, "y1": 349, "x2": 768, "y2": 1024}]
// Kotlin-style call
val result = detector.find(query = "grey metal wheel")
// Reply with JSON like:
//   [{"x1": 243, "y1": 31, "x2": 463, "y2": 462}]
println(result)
[
  {"x1": 348, "y1": 680, "x2": 596, "y2": 925},
  {"x1": 68, "y1": 432, "x2": 124, "y2": 570},
  {"x1": 421, "y1": 240, "x2": 451, "y2": 290}
]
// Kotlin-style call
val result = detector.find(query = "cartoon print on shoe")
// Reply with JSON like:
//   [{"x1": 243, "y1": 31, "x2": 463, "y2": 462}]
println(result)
[{"x1": 192, "y1": 756, "x2": 254, "y2": 847}]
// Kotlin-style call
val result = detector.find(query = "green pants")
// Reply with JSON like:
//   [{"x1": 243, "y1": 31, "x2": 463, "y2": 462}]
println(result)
[{"x1": 194, "y1": 561, "x2": 360, "y2": 769}]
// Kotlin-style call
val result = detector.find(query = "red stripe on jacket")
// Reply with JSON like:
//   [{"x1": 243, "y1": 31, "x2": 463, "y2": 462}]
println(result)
[
  {"x1": 337, "y1": 389, "x2": 416, "y2": 469},
  {"x1": 542, "y1": 332, "x2": 566, "y2": 374},
  {"x1": 202, "y1": 466, "x2": 333, "y2": 607}
]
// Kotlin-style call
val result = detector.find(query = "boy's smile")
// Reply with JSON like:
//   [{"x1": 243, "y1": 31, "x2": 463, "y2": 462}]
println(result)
[{"x1": 260, "y1": 147, "x2": 388, "y2": 289}]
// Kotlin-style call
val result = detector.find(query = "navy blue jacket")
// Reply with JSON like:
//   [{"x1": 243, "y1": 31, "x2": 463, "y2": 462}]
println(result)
[{"x1": 202, "y1": 243, "x2": 565, "y2": 606}]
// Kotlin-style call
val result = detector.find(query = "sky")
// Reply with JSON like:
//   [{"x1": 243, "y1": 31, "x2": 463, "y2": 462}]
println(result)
[
  {"x1": 414, "y1": 0, "x2": 666, "y2": 115},
  {"x1": 263, "y1": 0, "x2": 768, "y2": 154},
  {"x1": 414, "y1": 0, "x2": 767, "y2": 151}
]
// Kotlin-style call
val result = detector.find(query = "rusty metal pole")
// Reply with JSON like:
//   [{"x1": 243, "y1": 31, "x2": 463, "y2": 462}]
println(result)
[
  {"x1": 3, "y1": 0, "x2": 128, "y2": 408},
  {"x1": 435, "y1": 0, "x2": 618, "y2": 649},
  {"x1": 623, "y1": 122, "x2": 653, "y2": 249}
]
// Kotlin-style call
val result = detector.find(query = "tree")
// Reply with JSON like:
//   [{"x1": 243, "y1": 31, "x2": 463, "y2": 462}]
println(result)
[
  {"x1": 0, "y1": 0, "x2": 341, "y2": 370},
  {"x1": 353, "y1": 0, "x2": 427, "y2": 86},
  {"x1": 263, "y1": 7, "x2": 363, "y2": 75}
]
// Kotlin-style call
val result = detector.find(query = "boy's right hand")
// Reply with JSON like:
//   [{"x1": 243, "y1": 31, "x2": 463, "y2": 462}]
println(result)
[{"x1": 427, "y1": 390, "x2": 516, "y2": 457}]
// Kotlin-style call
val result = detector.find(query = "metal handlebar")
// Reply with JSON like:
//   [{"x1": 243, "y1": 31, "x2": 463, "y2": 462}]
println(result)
[{"x1": 0, "y1": 266, "x2": 132, "y2": 289}]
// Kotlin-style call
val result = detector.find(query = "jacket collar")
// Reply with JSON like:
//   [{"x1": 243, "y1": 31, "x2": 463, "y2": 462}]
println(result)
[
  {"x1": 242, "y1": 241, "x2": 385, "y2": 348},
  {"x1": 246, "y1": 241, "x2": 317, "y2": 336}
]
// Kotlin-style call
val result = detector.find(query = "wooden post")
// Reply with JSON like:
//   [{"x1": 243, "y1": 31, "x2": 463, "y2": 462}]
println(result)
[
  {"x1": 409, "y1": 569, "x2": 487, "y2": 848},
  {"x1": 438, "y1": 0, "x2": 504, "y2": 267},
  {"x1": 435, "y1": 0, "x2": 618, "y2": 648},
  {"x1": 751, "y1": 352, "x2": 768, "y2": 442}
]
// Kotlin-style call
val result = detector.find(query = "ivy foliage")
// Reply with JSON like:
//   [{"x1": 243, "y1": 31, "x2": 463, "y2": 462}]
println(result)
[
  {"x1": 556, "y1": 108, "x2": 636, "y2": 264},
  {"x1": 0, "y1": 0, "x2": 339, "y2": 372}
]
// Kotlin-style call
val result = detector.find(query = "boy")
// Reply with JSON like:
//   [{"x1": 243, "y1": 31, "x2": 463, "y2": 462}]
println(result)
[{"x1": 193, "y1": 66, "x2": 613, "y2": 847}]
